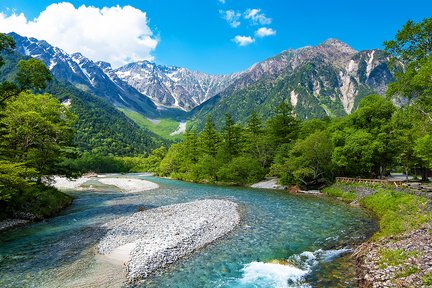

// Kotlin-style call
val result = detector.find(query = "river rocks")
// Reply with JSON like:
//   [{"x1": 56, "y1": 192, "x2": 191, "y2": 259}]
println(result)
[
  {"x1": 355, "y1": 222, "x2": 432, "y2": 288},
  {"x1": 98, "y1": 199, "x2": 240, "y2": 283},
  {"x1": 51, "y1": 176, "x2": 159, "y2": 193},
  {"x1": 251, "y1": 178, "x2": 286, "y2": 190},
  {"x1": 97, "y1": 178, "x2": 159, "y2": 193},
  {"x1": 0, "y1": 219, "x2": 30, "y2": 232}
]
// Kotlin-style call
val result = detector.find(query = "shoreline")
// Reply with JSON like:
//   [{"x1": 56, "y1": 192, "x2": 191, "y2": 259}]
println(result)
[
  {"x1": 51, "y1": 175, "x2": 160, "y2": 192},
  {"x1": 1, "y1": 174, "x2": 159, "y2": 233}
]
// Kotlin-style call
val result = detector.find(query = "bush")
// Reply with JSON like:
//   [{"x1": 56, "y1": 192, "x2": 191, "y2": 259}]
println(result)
[{"x1": 217, "y1": 156, "x2": 266, "y2": 185}]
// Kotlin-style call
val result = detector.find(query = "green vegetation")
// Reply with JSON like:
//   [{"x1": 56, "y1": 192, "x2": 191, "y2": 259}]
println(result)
[
  {"x1": 360, "y1": 189, "x2": 431, "y2": 238},
  {"x1": 423, "y1": 273, "x2": 432, "y2": 285},
  {"x1": 378, "y1": 248, "x2": 418, "y2": 268},
  {"x1": 119, "y1": 108, "x2": 184, "y2": 140},
  {"x1": 0, "y1": 33, "x2": 74, "y2": 220},
  {"x1": 322, "y1": 186, "x2": 356, "y2": 203}
]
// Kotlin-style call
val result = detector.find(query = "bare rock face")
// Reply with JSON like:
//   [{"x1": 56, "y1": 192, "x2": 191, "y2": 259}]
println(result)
[{"x1": 98, "y1": 199, "x2": 240, "y2": 283}]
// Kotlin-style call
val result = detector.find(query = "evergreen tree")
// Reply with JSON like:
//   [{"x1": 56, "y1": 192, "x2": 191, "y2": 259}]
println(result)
[
  {"x1": 221, "y1": 113, "x2": 242, "y2": 157},
  {"x1": 199, "y1": 115, "x2": 220, "y2": 156},
  {"x1": 266, "y1": 102, "x2": 299, "y2": 146}
]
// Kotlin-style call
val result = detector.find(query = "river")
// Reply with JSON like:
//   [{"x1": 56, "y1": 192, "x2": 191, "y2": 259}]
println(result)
[{"x1": 0, "y1": 174, "x2": 376, "y2": 287}]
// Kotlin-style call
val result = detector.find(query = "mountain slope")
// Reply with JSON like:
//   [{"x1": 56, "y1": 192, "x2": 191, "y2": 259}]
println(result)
[
  {"x1": 9, "y1": 32, "x2": 159, "y2": 118},
  {"x1": 0, "y1": 50, "x2": 166, "y2": 156},
  {"x1": 190, "y1": 39, "x2": 393, "y2": 129},
  {"x1": 115, "y1": 61, "x2": 239, "y2": 110}
]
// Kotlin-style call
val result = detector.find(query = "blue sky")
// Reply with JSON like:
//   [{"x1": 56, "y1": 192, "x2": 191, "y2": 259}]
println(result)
[{"x1": 0, "y1": 0, "x2": 431, "y2": 74}]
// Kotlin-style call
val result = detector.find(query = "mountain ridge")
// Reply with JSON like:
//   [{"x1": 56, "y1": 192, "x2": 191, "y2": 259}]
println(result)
[{"x1": 9, "y1": 32, "x2": 393, "y2": 128}]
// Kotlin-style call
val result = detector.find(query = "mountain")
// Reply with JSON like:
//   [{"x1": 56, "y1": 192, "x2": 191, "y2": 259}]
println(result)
[
  {"x1": 9, "y1": 33, "x2": 394, "y2": 129},
  {"x1": 0, "y1": 49, "x2": 166, "y2": 156},
  {"x1": 190, "y1": 39, "x2": 393, "y2": 129},
  {"x1": 115, "y1": 61, "x2": 239, "y2": 110},
  {"x1": 9, "y1": 32, "x2": 159, "y2": 117}
]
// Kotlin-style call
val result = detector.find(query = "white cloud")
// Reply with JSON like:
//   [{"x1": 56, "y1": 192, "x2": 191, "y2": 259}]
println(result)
[
  {"x1": 218, "y1": 0, "x2": 226, "y2": 4},
  {"x1": 233, "y1": 35, "x2": 255, "y2": 46},
  {"x1": 220, "y1": 10, "x2": 241, "y2": 28},
  {"x1": 255, "y1": 27, "x2": 276, "y2": 38},
  {"x1": 244, "y1": 8, "x2": 272, "y2": 25},
  {"x1": 0, "y1": 2, "x2": 158, "y2": 67}
]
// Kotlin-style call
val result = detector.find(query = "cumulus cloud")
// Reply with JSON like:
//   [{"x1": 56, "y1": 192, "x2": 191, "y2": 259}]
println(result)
[
  {"x1": 0, "y1": 2, "x2": 158, "y2": 67},
  {"x1": 218, "y1": 0, "x2": 226, "y2": 4},
  {"x1": 220, "y1": 10, "x2": 241, "y2": 28},
  {"x1": 233, "y1": 35, "x2": 255, "y2": 46},
  {"x1": 255, "y1": 27, "x2": 276, "y2": 38},
  {"x1": 244, "y1": 8, "x2": 272, "y2": 25}
]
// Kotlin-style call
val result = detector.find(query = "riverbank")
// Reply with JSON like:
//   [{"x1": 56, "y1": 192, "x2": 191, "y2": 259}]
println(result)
[
  {"x1": 0, "y1": 185, "x2": 72, "y2": 233},
  {"x1": 323, "y1": 183, "x2": 432, "y2": 287},
  {"x1": 98, "y1": 199, "x2": 240, "y2": 283},
  {"x1": 1, "y1": 175, "x2": 159, "y2": 233}
]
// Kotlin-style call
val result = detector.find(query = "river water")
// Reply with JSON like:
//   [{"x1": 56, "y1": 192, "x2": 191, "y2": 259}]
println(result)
[{"x1": 0, "y1": 175, "x2": 376, "y2": 287}]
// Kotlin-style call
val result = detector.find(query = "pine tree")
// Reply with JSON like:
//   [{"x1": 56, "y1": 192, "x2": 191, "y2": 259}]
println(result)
[{"x1": 199, "y1": 115, "x2": 220, "y2": 156}]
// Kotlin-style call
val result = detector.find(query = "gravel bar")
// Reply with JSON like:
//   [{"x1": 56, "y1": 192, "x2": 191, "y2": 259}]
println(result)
[{"x1": 98, "y1": 199, "x2": 240, "y2": 283}]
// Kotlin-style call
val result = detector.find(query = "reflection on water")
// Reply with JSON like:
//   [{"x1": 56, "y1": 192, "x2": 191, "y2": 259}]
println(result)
[{"x1": 0, "y1": 175, "x2": 376, "y2": 287}]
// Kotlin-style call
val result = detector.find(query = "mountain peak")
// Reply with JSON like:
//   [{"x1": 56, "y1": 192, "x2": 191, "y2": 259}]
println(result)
[{"x1": 320, "y1": 38, "x2": 357, "y2": 54}]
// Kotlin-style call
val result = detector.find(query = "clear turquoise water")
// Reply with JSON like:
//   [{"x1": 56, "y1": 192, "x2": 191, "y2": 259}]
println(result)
[{"x1": 0, "y1": 175, "x2": 376, "y2": 287}]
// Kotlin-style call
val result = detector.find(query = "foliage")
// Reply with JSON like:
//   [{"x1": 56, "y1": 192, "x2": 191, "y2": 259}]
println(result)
[
  {"x1": 281, "y1": 131, "x2": 333, "y2": 185},
  {"x1": 1, "y1": 92, "x2": 76, "y2": 181},
  {"x1": 0, "y1": 34, "x2": 74, "y2": 220},
  {"x1": 322, "y1": 186, "x2": 357, "y2": 203},
  {"x1": 217, "y1": 156, "x2": 265, "y2": 185}
]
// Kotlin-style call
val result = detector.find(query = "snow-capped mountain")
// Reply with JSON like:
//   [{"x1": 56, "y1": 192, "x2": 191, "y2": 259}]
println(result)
[
  {"x1": 10, "y1": 32, "x2": 157, "y2": 116},
  {"x1": 9, "y1": 32, "x2": 393, "y2": 123},
  {"x1": 115, "y1": 61, "x2": 240, "y2": 110}
]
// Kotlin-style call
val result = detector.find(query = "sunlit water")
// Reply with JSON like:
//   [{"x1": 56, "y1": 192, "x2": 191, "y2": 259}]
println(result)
[{"x1": 0, "y1": 175, "x2": 376, "y2": 287}]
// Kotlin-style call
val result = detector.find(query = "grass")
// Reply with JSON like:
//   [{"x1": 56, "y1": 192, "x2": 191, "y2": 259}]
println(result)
[
  {"x1": 322, "y1": 186, "x2": 357, "y2": 203},
  {"x1": 422, "y1": 273, "x2": 432, "y2": 285},
  {"x1": 323, "y1": 183, "x2": 432, "y2": 239},
  {"x1": 360, "y1": 189, "x2": 431, "y2": 238},
  {"x1": 119, "y1": 108, "x2": 185, "y2": 140},
  {"x1": 378, "y1": 248, "x2": 418, "y2": 268}
]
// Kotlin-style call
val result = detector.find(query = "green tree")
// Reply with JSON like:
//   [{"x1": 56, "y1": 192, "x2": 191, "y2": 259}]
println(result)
[
  {"x1": 199, "y1": 115, "x2": 220, "y2": 156},
  {"x1": 385, "y1": 18, "x2": 432, "y2": 119},
  {"x1": 0, "y1": 35, "x2": 51, "y2": 106},
  {"x1": 283, "y1": 131, "x2": 333, "y2": 186},
  {"x1": 220, "y1": 113, "x2": 242, "y2": 157},
  {"x1": 330, "y1": 95, "x2": 397, "y2": 178},
  {"x1": 0, "y1": 92, "x2": 76, "y2": 183},
  {"x1": 391, "y1": 107, "x2": 428, "y2": 179},
  {"x1": 184, "y1": 129, "x2": 199, "y2": 163},
  {"x1": 244, "y1": 112, "x2": 273, "y2": 168},
  {"x1": 217, "y1": 156, "x2": 265, "y2": 185},
  {"x1": 266, "y1": 102, "x2": 299, "y2": 146}
]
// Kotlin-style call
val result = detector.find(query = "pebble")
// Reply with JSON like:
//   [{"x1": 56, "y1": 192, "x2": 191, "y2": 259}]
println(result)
[{"x1": 97, "y1": 199, "x2": 240, "y2": 283}]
